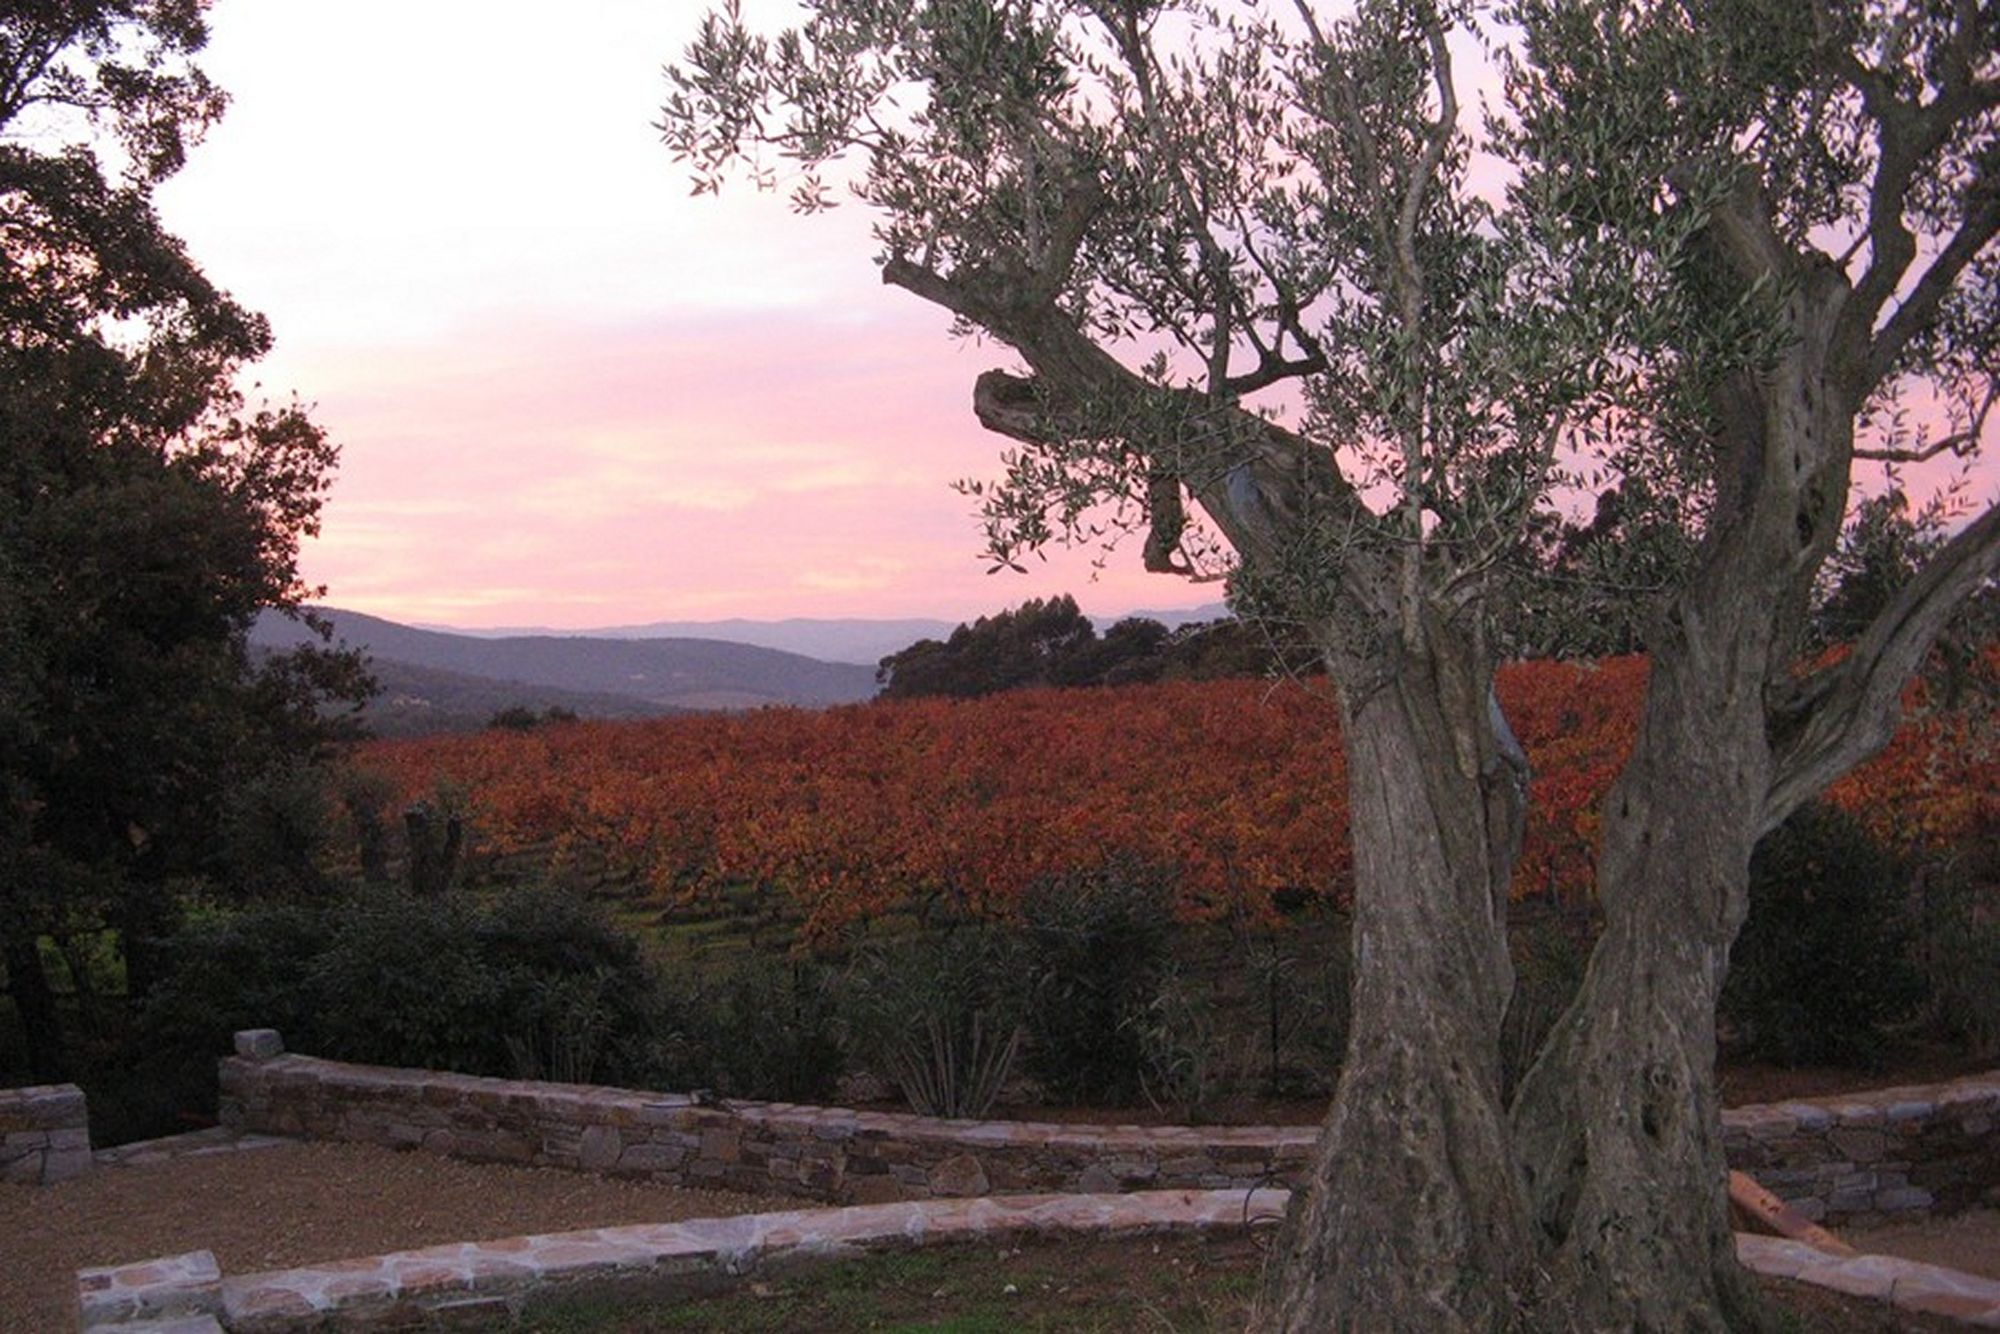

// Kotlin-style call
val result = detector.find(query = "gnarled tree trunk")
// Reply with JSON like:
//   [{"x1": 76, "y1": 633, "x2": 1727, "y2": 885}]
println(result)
[
  {"x1": 1258, "y1": 624, "x2": 1538, "y2": 1331},
  {"x1": 1512, "y1": 264, "x2": 1863, "y2": 1331},
  {"x1": 1509, "y1": 626, "x2": 1773, "y2": 1332}
]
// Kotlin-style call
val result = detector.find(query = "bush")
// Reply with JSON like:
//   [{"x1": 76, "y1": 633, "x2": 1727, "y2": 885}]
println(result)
[
  {"x1": 838, "y1": 925, "x2": 1027, "y2": 1118},
  {"x1": 1722, "y1": 803, "x2": 1925, "y2": 1068},
  {"x1": 678, "y1": 951, "x2": 846, "y2": 1103},
  {"x1": 1125, "y1": 962, "x2": 1223, "y2": 1121},
  {"x1": 1017, "y1": 867, "x2": 1175, "y2": 1105},
  {"x1": 1249, "y1": 914, "x2": 1353, "y2": 1097},
  {"x1": 138, "y1": 885, "x2": 689, "y2": 1113},
  {"x1": 1909, "y1": 855, "x2": 2000, "y2": 1060}
]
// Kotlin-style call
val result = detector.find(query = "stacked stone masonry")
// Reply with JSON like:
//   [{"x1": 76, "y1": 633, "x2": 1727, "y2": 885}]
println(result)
[
  {"x1": 216, "y1": 1034, "x2": 1998, "y2": 1227},
  {"x1": 1721, "y1": 1074, "x2": 2000, "y2": 1225},
  {"x1": 219, "y1": 1050, "x2": 1313, "y2": 1204},
  {"x1": 0, "y1": 1081, "x2": 90, "y2": 1185},
  {"x1": 78, "y1": 1190, "x2": 1291, "y2": 1333}
]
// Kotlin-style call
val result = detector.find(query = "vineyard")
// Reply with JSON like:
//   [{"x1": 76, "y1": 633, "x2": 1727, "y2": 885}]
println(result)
[{"x1": 360, "y1": 657, "x2": 1998, "y2": 942}]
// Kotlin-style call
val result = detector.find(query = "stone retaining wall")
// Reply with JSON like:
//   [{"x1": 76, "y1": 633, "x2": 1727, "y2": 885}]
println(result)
[
  {"x1": 0, "y1": 1081, "x2": 90, "y2": 1184},
  {"x1": 1722, "y1": 1073, "x2": 2000, "y2": 1226},
  {"x1": 217, "y1": 1031, "x2": 1998, "y2": 1226},
  {"x1": 217, "y1": 1032, "x2": 1313, "y2": 1204}
]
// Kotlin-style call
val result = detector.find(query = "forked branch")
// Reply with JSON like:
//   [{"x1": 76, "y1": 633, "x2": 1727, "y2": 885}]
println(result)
[{"x1": 1763, "y1": 502, "x2": 2000, "y2": 832}]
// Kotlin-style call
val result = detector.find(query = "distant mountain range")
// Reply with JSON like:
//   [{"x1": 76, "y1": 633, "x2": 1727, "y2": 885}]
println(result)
[
  {"x1": 421, "y1": 602, "x2": 1232, "y2": 664},
  {"x1": 252, "y1": 608, "x2": 882, "y2": 736},
  {"x1": 253, "y1": 602, "x2": 1236, "y2": 738}
]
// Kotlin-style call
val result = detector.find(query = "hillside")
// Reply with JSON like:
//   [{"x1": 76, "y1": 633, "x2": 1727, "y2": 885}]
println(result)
[
  {"x1": 362, "y1": 659, "x2": 1996, "y2": 940},
  {"x1": 253, "y1": 608, "x2": 881, "y2": 722},
  {"x1": 354, "y1": 659, "x2": 688, "y2": 737},
  {"x1": 419, "y1": 603, "x2": 1233, "y2": 664}
]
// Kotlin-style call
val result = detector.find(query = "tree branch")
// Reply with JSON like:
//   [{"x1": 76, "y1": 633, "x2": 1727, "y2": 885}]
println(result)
[
  {"x1": 1762, "y1": 501, "x2": 2000, "y2": 833},
  {"x1": 1854, "y1": 376, "x2": 1996, "y2": 464},
  {"x1": 1025, "y1": 171, "x2": 1103, "y2": 308},
  {"x1": 1862, "y1": 169, "x2": 2000, "y2": 386}
]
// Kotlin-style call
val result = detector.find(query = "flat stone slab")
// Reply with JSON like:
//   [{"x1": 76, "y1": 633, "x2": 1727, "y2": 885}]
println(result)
[
  {"x1": 79, "y1": 1199, "x2": 2000, "y2": 1331},
  {"x1": 95, "y1": 1128, "x2": 297, "y2": 1169},
  {"x1": 1738, "y1": 1234, "x2": 2000, "y2": 1326},
  {"x1": 208, "y1": 1190, "x2": 1289, "y2": 1330},
  {"x1": 78, "y1": 1250, "x2": 222, "y2": 1328}
]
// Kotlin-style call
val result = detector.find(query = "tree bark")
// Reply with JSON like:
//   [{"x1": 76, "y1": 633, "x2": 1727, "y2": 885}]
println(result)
[
  {"x1": 1511, "y1": 263, "x2": 1857, "y2": 1330},
  {"x1": 1258, "y1": 626, "x2": 1538, "y2": 1331},
  {"x1": 1509, "y1": 628, "x2": 1773, "y2": 1331}
]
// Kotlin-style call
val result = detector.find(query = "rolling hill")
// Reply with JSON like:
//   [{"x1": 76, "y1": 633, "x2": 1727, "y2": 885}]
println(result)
[
  {"x1": 419, "y1": 603, "x2": 1233, "y2": 664},
  {"x1": 253, "y1": 608, "x2": 881, "y2": 732}
]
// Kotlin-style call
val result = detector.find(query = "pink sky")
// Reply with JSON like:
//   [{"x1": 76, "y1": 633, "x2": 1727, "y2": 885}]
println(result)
[
  {"x1": 151, "y1": 0, "x2": 1219, "y2": 630},
  {"x1": 156, "y1": 2, "x2": 1990, "y2": 631}
]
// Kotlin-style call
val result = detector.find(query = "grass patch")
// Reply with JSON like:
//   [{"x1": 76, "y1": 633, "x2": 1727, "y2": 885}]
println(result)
[{"x1": 519, "y1": 1233, "x2": 1267, "y2": 1333}]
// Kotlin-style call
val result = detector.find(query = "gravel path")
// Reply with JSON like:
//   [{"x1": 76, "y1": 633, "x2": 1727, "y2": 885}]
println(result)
[
  {"x1": 1848, "y1": 1207, "x2": 2000, "y2": 1281},
  {"x1": 0, "y1": 1139, "x2": 768, "y2": 1334}
]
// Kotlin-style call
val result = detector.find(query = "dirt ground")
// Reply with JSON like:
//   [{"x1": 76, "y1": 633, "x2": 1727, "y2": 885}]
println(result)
[
  {"x1": 0, "y1": 1141, "x2": 768, "y2": 1334},
  {"x1": 1849, "y1": 1207, "x2": 2000, "y2": 1281}
]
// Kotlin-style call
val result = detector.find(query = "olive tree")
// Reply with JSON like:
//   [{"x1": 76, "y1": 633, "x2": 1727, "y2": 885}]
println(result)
[
  {"x1": 661, "y1": 1, "x2": 1996, "y2": 1328},
  {"x1": 1504, "y1": 2, "x2": 1997, "y2": 1327}
]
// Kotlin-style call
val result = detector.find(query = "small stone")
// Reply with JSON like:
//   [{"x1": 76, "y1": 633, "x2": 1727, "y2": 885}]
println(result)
[
  {"x1": 578, "y1": 1124, "x2": 623, "y2": 1171},
  {"x1": 1827, "y1": 1127, "x2": 1889, "y2": 1163},
  {"x1": 928, "y1": 1153, "x2": 991, "y2": 1198},
  {"x1": 1075, "y1": 1163, "x2": 1119, "y2": 1193},
  {"x1": 617, "y1": 1142, "x2": 688, "y2": 1175},
  {"x1": 1873, "y1": 1185, "x2": 1934, "y2": 1213},
  {"x1": 41, "y1": 1147, "x2": 92, "y2": 1183},
  {"x1": 233, "y1": 1029, "x2": 285, "y2": 1061}
]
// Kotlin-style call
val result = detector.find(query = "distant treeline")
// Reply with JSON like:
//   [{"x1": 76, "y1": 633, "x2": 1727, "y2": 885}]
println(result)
[{"x1": 875, "y1": 595, "x2": 1316, "y2": 699}]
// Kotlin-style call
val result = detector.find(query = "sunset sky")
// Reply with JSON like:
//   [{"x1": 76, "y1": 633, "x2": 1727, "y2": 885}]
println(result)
[
  {"x1": 155, "y1": 0, "x2": 1216, "y2": 630},
  {"x1": 155, "y1": 2, "x2": 1987, "y2": 633}
]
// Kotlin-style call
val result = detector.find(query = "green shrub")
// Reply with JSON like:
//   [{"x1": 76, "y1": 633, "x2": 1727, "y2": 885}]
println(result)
[
  {"x1": 1909, "y1": 855, "x2": 2000, "y2": 1060},
  {"x1": 837, "y1": 926, "x2": 1026, "y2": 1118},
  {"x1": 680, "y1": 951, "x2": 845, "y2": 1103},
  {"x1": 1254, "y1": 915, "x2": 1353, "y2": 1097},
  {"x1": 138, "y1": 885, "x2": 688, "y2": 1111},
  {"x1": 1017, "y1": 867, "x2": 1174, "y2": 1105},
  {"x1": 1125, "y1": 962, "x2": 1222, "y2": 1122},
  {"x1": 1722, "y1": 803, "x2": 1925, "y2": 1068}
]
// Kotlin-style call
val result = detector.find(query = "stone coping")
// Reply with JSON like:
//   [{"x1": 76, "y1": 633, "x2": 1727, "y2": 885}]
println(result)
[
  {"x1": 224, "y1": 1039, "x2": 1998, "y2": 1156},
  {"x1": 78, "y1": 1191, "x2": 2000, "y2": 1331},
  {"x1": 94, "y1": 1128, "x2": 295, "y2": 1170},
  {"x1": 236, "y1": 1049, "x2": 1323, "y2": 1149},
  {"x1": 1736, "y1": 1234, "x2": 2000, "y2": 1325},
  {"x1": 81, "y1": 1188, "x2": 1290, "y2": 1332}
]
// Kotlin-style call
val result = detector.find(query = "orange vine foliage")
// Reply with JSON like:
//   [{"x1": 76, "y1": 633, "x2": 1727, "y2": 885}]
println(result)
[{"x1": 359, "y1": 658, "x2": 1995, "y2": 940}]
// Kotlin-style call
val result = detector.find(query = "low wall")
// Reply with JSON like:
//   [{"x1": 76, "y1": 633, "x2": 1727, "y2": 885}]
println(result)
[
  {"x1": 217, "y1": 1032, "x2": 1312, "y2": 1204},
  {"x1": 217, "y1": 1031, "x2": 1999, "y2": 1226},
  {"x1": 76, "y1": 1197, "x2": 2000, "y2": 1332},
  {"x1": 80, "y1": 1190, "x2": 1288, "y2": 1332},
  {"x1": 1723, "y1": 1074, "x2": 2000, "y2": 1225},
  {"x1": 0, "y1": 1081, "x2": 90, "y2": 1184}
]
